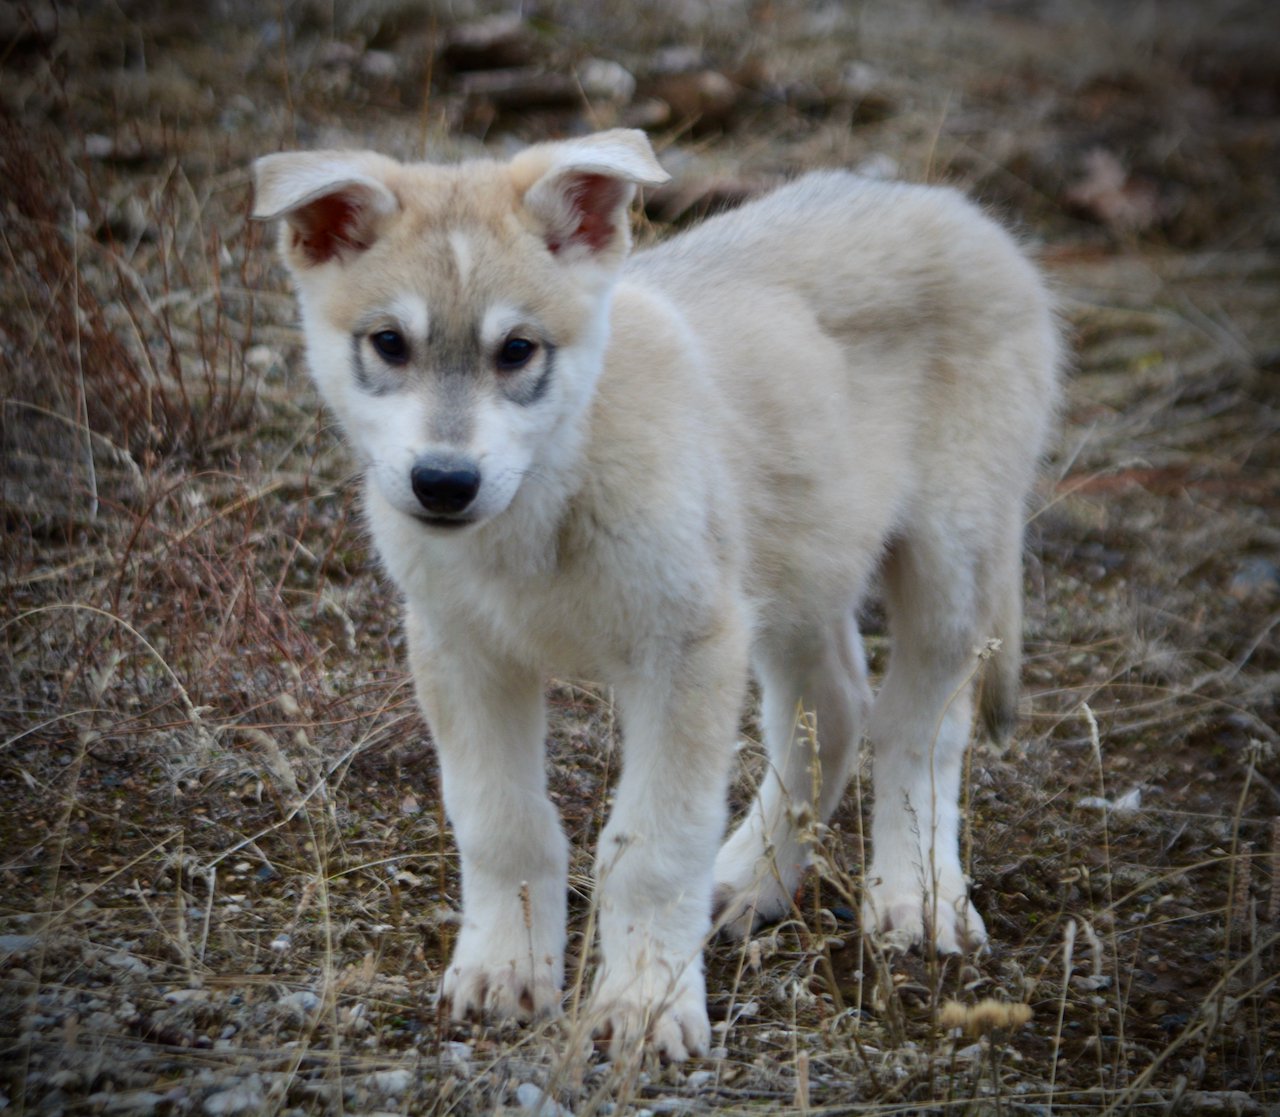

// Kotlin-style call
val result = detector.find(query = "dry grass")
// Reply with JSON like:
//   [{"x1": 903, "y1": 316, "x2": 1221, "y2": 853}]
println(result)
[{"x1": 2, "y1": 1, "x2": 1277, "y2": 1113}]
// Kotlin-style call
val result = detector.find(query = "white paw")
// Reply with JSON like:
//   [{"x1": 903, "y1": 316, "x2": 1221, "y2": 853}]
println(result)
[
  {"x1": 712, "y1": 828, "x2": 805, "y2": 938},
  {"x1": 441, "y1": 933, "x2": 563, "y2": 1022},
  {"x1": 861, "y1": 875, "x2": 987, "y2": 954},
  {"x1": 711, "y1": 875, "x2": 795, "y2": 939},
  {"x1": 591, "y1": 960, "x2": 710, "y2": 1062}
]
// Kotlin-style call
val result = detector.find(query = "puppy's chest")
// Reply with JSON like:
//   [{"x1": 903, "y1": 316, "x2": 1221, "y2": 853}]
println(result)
[
  {"x1": 386, "y1": 489, "x2": 729, "y2": 679},
  {"x1": 446, "y1": 557, "x2": 666, "y2": 678}
]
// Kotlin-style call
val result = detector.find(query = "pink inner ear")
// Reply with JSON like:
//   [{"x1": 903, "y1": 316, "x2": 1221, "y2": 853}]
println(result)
[
  {"x1": 552, "y1": 172, "x2": 627, "y2": 255},
  {"x1": 291, "y1": 192, "x2": 372, "y2": 265}
]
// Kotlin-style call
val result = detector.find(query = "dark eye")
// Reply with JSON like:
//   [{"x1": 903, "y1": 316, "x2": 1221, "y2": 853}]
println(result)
[
  {"x1": 497, "y1": 337, "x2": 537, "y2": 370},
  {"x1": 370, "y1": 329, "x2": 408, "y2": 364}
]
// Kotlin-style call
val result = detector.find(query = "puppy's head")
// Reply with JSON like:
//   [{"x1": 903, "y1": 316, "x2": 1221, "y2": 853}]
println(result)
[{"x1": 252, "y1": 130, "x2": 668, "y2": 530}]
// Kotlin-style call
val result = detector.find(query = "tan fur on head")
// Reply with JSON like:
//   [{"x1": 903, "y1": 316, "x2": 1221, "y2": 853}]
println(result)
[{"x1": 252, "y1": 130, "x2": 668, "y2": 271}]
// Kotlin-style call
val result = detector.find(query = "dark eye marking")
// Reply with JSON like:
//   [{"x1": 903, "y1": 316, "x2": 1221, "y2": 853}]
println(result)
[
  {"x1": 497, "y1": 337, "x2": 538, "y2": 371},
  {"x1": 370, "y1": 329, "x2": 409, "y2": 364},
  {"x1": 503, "y1": 341, "x2": 555, "y2": 407}
]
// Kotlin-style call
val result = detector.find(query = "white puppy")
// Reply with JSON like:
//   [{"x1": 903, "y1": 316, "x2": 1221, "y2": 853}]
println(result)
[{"x1": 253, "y1": 130, "x2": 1060, "y2": 1060}]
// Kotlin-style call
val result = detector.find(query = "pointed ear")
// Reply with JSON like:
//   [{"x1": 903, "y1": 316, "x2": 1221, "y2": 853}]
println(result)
[
  {"x1": 514, "y1": 130, "x2": 670, "y2": 261},
  {"x1": 251, "y1": 151, "x2": 400, "y2": 268}
]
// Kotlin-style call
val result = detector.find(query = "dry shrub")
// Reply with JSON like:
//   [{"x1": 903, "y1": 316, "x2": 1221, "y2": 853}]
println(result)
[
  {"x1": 1, "y1": 113, "x2": 257, "y2": 473},
  {"x1": 0, "y1": 103, "x2": 357, "y2": 797}
]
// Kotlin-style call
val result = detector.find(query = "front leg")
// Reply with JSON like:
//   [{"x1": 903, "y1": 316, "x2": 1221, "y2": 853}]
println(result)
[
  {"x1": 591, "y1": 609, "x2": 749, "y2": 1061},
  {"x1": 407, "y1": 614, "x2": 567, "y2": 1021}
]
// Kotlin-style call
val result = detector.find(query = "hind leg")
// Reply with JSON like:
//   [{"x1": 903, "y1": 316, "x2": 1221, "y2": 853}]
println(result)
[
  {"x1": 863, "y1": 524, "x2": 1021, "y2": 952},
  {"x1": 713, "y1": 613, "x2": 871, "y2": 937}
]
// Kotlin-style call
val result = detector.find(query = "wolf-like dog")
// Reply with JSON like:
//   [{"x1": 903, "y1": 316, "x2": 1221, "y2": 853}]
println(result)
[{"x1": 253, "y1": 129, "x2": 1060, "y2": 1060}]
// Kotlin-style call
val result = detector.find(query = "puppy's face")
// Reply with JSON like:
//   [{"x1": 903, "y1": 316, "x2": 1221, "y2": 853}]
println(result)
[{"x1": 253, "y1": 132, "x2": 668, "y2": 530}]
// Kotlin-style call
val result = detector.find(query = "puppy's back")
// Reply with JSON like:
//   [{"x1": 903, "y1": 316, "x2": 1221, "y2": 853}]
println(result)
[{"x1": 631, "y1": 172, "x2": 1049, "y2": 356}]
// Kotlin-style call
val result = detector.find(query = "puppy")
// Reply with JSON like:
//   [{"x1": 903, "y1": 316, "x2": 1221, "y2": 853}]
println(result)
[{"x1": 253, "y1": 129, "x2": 1060, "y2": 1060}]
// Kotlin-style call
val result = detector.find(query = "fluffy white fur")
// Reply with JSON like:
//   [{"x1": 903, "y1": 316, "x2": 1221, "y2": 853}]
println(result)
[{"x1": 253, "y1": 130, "x2": 1060, "y2": 1061}]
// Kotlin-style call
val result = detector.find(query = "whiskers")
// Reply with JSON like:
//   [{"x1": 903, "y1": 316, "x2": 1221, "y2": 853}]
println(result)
[{"x1": 514, "y1": 465, "x2": 557, "y2": 493}]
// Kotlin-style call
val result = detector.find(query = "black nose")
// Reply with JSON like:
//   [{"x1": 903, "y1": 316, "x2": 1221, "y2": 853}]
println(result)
[{"x1": 410, "y1": 458, "x2": 481, "y2": 517}]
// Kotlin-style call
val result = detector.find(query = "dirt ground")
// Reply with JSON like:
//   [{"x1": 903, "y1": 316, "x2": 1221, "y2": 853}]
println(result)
[{"x1": 2, "y1": 1, "x2": 1278, "y2": 1113}]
